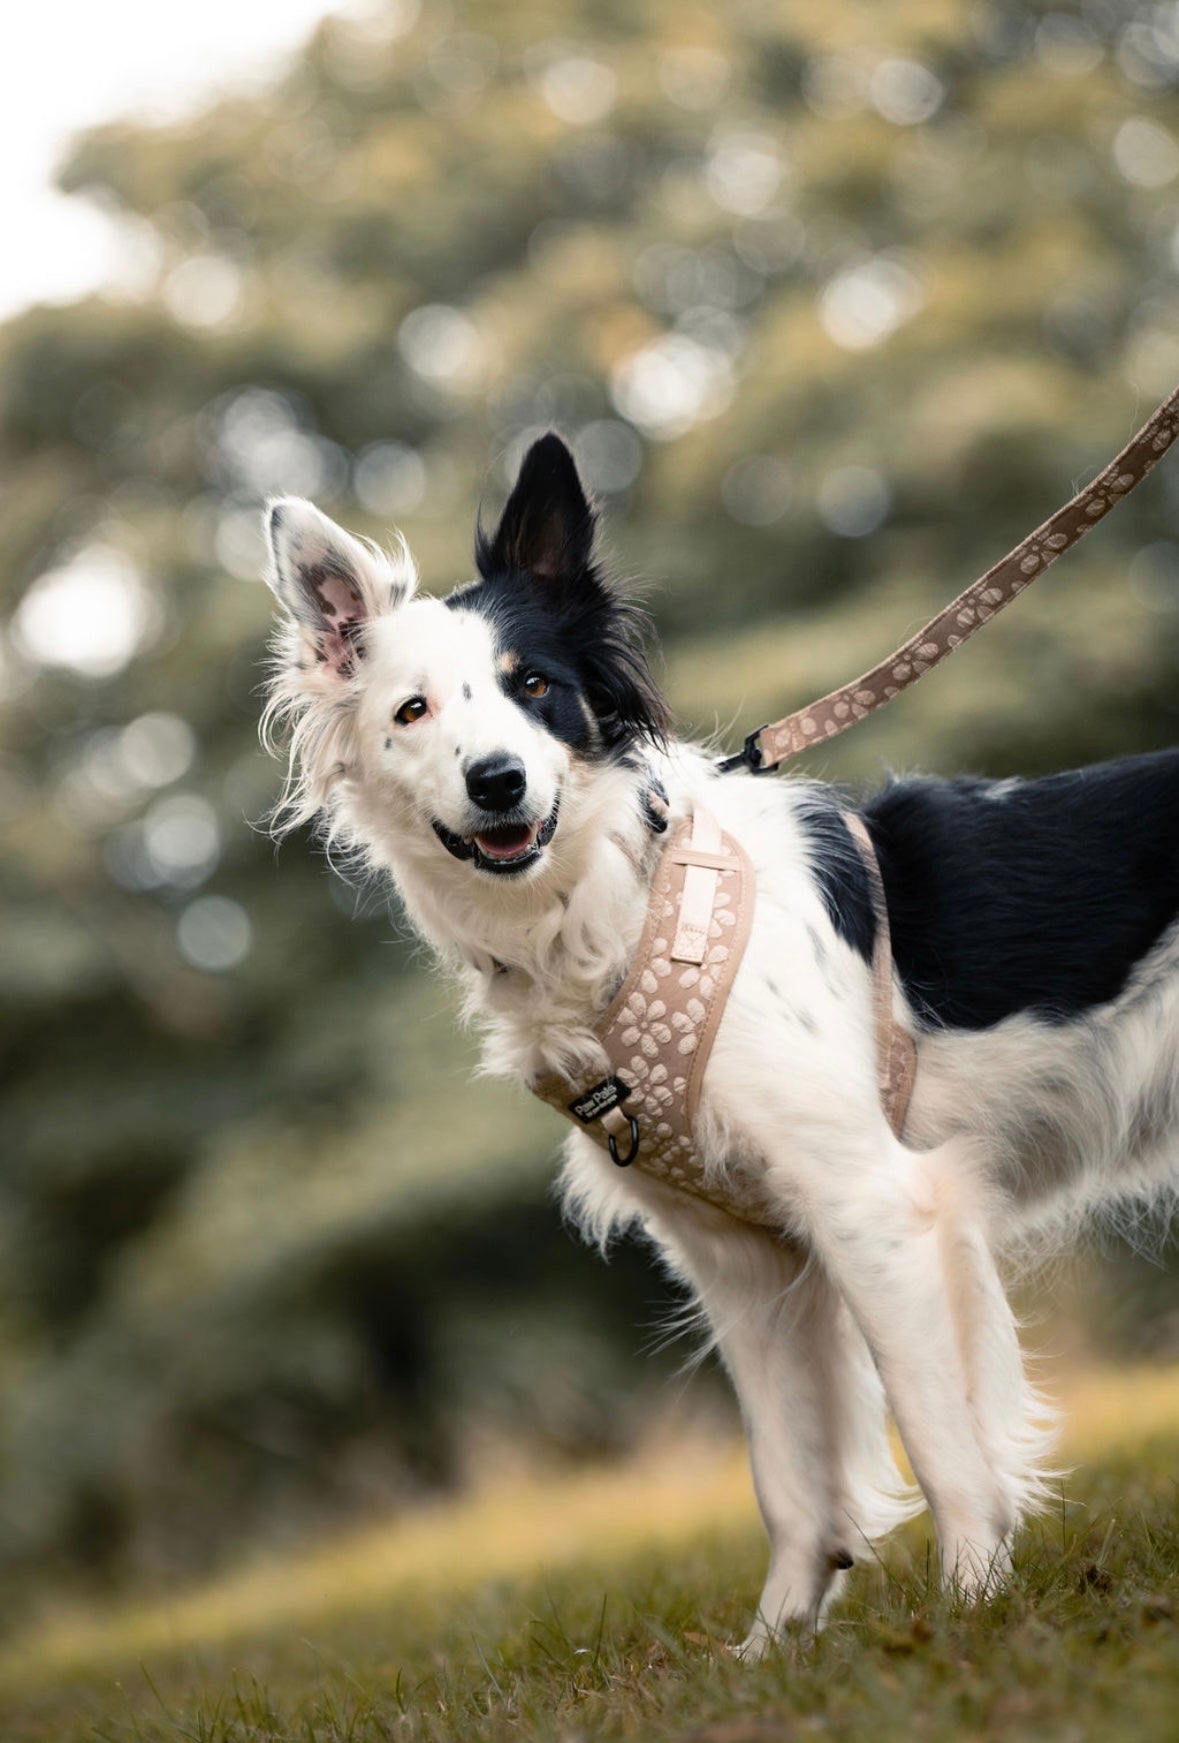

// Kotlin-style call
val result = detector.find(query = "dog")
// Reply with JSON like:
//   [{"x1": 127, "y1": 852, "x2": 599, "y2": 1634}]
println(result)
[{"x1": 261, "y1": 431, "x2": 1179, "y2": 1657}]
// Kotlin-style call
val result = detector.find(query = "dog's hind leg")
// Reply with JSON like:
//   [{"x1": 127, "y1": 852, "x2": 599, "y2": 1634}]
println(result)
[
  {"x1": 934, "y1": 1175, "x2": 1057, "y2": 1535},
  {"x1": 646, "y1": 1205, "x2": 915, "y2": 1660},
  {"x1": 774, "y1": 1131, "x2": 1032, "y2": 1596}
]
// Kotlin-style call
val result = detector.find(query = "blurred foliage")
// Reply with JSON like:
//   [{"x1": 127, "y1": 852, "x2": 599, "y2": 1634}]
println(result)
[{"x1": 3, "y1": 0, "x2": 1179, "y2": 1597}]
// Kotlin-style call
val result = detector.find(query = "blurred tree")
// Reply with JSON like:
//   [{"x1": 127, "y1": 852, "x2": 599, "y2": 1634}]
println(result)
[{"x1": 2, "y1": 0, "x2": 1179, "y2": 1592}]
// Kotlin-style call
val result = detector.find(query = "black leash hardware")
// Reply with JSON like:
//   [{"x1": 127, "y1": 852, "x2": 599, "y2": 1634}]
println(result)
[
  {"x1": 607, "y1": 1113, "x2": 641, "y2": 1167},
  {"x1": 715, "y1": 724, "x2": 771, "y2": 776}
]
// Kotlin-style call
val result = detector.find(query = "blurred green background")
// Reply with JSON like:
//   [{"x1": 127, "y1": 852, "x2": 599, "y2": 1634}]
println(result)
[{"x1": 3, "y1": 0, "x2": 1179, "y2": 1608}]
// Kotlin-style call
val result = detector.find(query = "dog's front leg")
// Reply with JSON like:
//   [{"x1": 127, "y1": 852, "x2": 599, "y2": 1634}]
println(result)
[
  {"x1": 644, "y1": 1200, "x2": 900, "y2": 1659},
  {"x1": 779, "y1": 1132, "x2": 1020, "y2": 1595}
]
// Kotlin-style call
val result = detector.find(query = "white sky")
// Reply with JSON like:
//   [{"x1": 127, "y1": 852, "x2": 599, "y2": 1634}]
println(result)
[{"x1": 1, "y1": 0, "x2": 344, "y2": 321}]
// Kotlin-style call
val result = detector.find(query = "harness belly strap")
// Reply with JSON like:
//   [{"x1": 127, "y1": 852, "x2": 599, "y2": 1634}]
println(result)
[{"x1": 531, "y1": 805, "x2": 916, "y2": 1228}]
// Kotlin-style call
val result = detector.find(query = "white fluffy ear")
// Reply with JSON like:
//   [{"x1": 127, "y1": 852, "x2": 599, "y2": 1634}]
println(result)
[{"x1": 265, "y1": 497, "x2": 416, "y2": 680}]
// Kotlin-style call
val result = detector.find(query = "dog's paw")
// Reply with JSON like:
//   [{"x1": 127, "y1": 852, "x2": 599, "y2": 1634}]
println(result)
[
  {"x1": 733, "y1": 1618, "x2": 815, "y2": 1663},
  {"x1": 732, "y1": 1625, "x2": 772, "y2": 1664},
  {"x1": 942, "y1": 1532, "x2": 1013, "y2": 1601}
]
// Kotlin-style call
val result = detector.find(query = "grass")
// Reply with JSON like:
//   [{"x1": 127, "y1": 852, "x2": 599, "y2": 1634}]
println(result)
[{"x1": 4, "y1": 1366, "x2": 1178, "y2": 1743}]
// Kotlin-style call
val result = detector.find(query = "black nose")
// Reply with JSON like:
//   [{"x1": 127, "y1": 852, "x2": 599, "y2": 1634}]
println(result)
[{"x1": 465, "y1": 754, "x2": 527, "y2": 813}]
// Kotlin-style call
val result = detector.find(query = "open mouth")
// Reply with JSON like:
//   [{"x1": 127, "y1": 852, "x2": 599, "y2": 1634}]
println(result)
[{"x1": 433, "y1": 798, "x2": 560, "y2": 876}]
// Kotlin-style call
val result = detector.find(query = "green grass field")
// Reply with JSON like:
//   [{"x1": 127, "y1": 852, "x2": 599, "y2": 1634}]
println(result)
[{"x1": 5, "y1": 1367, "x2": 1178, "y2": 1743}]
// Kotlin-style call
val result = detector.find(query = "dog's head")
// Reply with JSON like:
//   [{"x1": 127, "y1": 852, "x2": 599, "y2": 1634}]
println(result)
[{"x1": 262, "y1": 433, "x2": 669, "y2": 883}]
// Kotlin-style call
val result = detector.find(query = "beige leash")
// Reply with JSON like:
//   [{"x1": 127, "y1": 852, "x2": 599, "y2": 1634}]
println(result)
[{"x1": 718, "y1": 381, "x2": 1179, "y2": 776}]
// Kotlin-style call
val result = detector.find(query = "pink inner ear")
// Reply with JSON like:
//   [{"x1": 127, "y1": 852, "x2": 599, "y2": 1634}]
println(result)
[
  {"x1": 316, "y1": 574, "x2": 362, "y2": 619},
  {"x1": 313, "y1": 572, "x2": 365, "y2": 679}
]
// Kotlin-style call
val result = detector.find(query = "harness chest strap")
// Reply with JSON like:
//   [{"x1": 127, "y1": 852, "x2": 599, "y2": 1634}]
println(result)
[{"x1": 531, "y1": 805, "x2": 916, "y2": 1227}]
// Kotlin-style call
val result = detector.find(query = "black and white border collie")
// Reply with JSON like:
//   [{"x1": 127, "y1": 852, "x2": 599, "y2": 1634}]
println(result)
[{"x1": 263, "y1": 432, "x2": 1179, "y2": 1657}]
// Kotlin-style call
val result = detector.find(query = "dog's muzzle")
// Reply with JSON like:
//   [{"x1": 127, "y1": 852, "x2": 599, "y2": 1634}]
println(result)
[{"x1": 432, "y1": 796, "x2": 560, "y2": 876}]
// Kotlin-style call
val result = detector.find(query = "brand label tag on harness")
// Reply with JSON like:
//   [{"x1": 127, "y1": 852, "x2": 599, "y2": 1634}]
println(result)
[{"x1": 568, "y1": 1077, "x2": 632, "y2": 1125}]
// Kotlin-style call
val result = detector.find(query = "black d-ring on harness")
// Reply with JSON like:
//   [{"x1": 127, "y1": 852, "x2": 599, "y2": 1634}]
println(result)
[{"x1": 607, "y1": 1113, "x2": 641, "y2": 1167}]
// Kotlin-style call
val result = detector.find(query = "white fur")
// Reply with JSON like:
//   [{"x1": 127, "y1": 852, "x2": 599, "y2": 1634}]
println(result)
[{"x1": 262, "y1": 498, "x2": 1175, "y2": 1657}]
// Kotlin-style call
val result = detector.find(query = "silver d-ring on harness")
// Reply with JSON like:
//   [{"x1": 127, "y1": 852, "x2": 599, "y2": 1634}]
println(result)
[{"x1": 607, "y1": 1114, "x2": 641, "y2": 1167}]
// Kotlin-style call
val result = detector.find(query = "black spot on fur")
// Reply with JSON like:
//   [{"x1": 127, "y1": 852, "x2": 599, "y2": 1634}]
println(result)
[
  {"x1": 794, "y1": 796, "x2": 876, "y2": 966},
  {"x1": 462, "y1": 683, "x2": 472, "y2": 701},
  {"x1": 641, "y1": 778, "x2": 669, "y2": 834},
  {"x1": 448, "y1": 433, "x2": 670, "y2": 758},
  {"x1": 861, "y1": 748, "x2": 1179, "y2": 1032},
  {"x1": 764, "y1": 974, "x2": 817, "y2": 1032}
]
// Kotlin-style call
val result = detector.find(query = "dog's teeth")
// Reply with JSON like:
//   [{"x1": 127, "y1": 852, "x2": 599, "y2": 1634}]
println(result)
[{"x1": 475, "y1": 823, "x2": 536, "y2": 860}]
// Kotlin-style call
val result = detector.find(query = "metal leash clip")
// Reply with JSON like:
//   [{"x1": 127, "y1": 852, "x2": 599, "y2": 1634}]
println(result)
[{"x1": 715, "y1": 724, "x2": 770, "y2": 776}]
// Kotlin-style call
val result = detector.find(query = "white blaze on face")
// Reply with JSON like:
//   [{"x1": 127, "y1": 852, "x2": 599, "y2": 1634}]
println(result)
[{"x1": 358, "y1": 598, "x2": 566, "y2": 835}]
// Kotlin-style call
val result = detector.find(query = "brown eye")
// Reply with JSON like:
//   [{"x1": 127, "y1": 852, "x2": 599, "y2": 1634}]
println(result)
[
  {"x1": 523, "y1": 673, "x2": 549, "y2": 698},
  {"x1": 394, "y1": 696, "x2": 428, "y2": 725}
]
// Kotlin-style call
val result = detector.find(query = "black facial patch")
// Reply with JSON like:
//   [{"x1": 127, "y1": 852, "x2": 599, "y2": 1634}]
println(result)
[
  {"x1": 793, "y1": 795, "x2": 877, "y2": 966},
  {"x1": 448, "y1": 578, "x2": 665, "y2": 756},
  {"x1": 861, "y1": 748, "x2": 1179, "y2": 1032},
  {"x1": 476, "y1": 604, "x2": 602, "y2": 754},
  {"x1": 448, "y1": 434, "x2": 669, "y2": 758}
]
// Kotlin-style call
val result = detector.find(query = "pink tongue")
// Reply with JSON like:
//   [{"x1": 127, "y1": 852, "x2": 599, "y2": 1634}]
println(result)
[{"x1": 476, "y1": 825, "x2": 534, "y2": 859}]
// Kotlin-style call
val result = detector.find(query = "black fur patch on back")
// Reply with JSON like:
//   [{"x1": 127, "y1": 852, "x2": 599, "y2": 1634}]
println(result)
[
  {"x1": 794, "y1": 793, "x2": 876, "y2": 965},
  {"x1": 860, "y1": 749, "x2": 1179, "y2": 1032}
]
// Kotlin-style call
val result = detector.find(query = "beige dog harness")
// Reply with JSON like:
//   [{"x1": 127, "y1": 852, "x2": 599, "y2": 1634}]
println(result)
[{"x1": 532, "y1": 805, "x2": 916, "y2": 1228}]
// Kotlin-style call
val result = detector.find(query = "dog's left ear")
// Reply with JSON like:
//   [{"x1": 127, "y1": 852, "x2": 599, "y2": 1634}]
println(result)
[
  {"x1": 478, "y1": 433, "x2": 596, "y2": 582},
  {"x1": 265, "y1": 497, "x2": 415, "y2": 680}
]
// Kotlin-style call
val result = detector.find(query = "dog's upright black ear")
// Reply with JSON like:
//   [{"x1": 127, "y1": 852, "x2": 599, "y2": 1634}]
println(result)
[
  {"x1": 477, "y1": 434, "x2": 597, "y2": 583},
  {"x1": 471, "y1": 431, "x2": 672, "y2": 752},
  {"x1": 265, "y1": 497, "x2": 416, "y2": 681}
]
